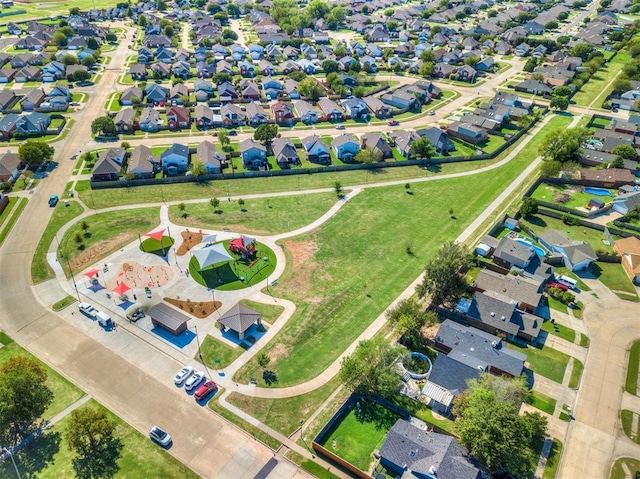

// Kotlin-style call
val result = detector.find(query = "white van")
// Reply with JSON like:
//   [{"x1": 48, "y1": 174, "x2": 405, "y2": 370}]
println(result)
[
  {"x1": 96, "y1": 311, "x2": 113, "y2": 328},
  {"x1": 556, "y1": 275, "x2": 577, "y2": 290}
]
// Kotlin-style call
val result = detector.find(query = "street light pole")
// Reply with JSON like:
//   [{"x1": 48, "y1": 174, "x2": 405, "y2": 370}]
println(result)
[
  {"x1": 3, "y1": 447, "x2": 22, "y2": 479},
  {"x1": 194, "y1": 325, "x2": 213, "y2": 379}
]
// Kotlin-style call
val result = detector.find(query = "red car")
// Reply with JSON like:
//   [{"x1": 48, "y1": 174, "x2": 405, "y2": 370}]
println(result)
[
  {"x1": 387, "y1": 120, "x2": 399, "y2": 126},
  {"x1": 548, "y1": 282, "x2": 568, "y2": 291},
  {"x1": 194, "y1": 380, "x2": 217, "y2": 401}
]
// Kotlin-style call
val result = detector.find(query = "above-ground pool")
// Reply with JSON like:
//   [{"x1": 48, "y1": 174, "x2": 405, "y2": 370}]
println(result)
[
  {"x1": 584, "y1": 187, "x2": 614, "y2": 197},
  {"x1": 514, "y1": 238, "x2": 546, "y2": 256}
]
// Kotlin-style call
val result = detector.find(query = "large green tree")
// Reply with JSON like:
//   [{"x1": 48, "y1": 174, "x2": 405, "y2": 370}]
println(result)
[
  {"x1": 538, "y1": 127, "x2": 590, "y2": 163},
  {"x1": 549, "y1": 95, "x2": 569, "y2": 111},
  {"x1": 91, "y1": 116, "x2": 117, "y2": 136},
  {"x1": 18, "y1": 141, "x2": 55, "y2": 167},
  {"x1": 612, "y1": 144, "x2": 638, "y2": 160},
  {"x1": 410, "y1": 137, "x2": 436, "y2": 160},
  {"x1": 386, "y1": 298, "x2": 437, "y2": 349},
  {"x1": 416, "y1": 241, "x2": 470, "y2": 305},
  {"x1": 298, "y1": 77, "x2": 324, "y2": 101},
  {"x1": 355, "y1": 147, "x2": 382, "y2": 164},
  {"x1": 253, "y1": 124, "x2": 279, "y2": 148},
  {"x1": 66, "y1": 407, "x2": 123, "y2": 479},
  {"x1": 0, "y1": 357, "x2": 54, "y2": 446}
]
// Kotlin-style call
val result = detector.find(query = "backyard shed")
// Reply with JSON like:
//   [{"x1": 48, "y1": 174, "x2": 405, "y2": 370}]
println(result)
[
  {"x1": 217, "y1": 303, "x2": 262, "y2": 340},
  {"x1": 504, "y1": 217, "x2": 519, "y2": 230},
  {"x1": 149, "y1": 302, "x2": 190, "y2": 335}
]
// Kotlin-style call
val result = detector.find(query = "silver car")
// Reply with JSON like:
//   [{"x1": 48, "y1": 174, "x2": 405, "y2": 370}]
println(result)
[
  {"x1": 149, "y1": 426, "x2": 172, "y2": 446},
  {"x1": 184, "y1": 370, "x2": 206, "y2": 391}
]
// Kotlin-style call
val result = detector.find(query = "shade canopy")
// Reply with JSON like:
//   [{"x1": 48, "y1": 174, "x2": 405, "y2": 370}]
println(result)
[
  {"x1": 218, "y1": 303, "x2": 262, "y2": 335},
  {"x1": 192, "y1": 243, "x2": 233, "y2": 269},
  {"x1": 202, "y1": 234, "x2": 217, "y2": 244},
  {"x1": 83, "y1": 267, "x2": 100, "y2": 278},
  {"x1": 145, "y1": 228, "x2": 166, "y2": 241},
  {"x1": 113, "y1": 282, "x2": 131, "y2": 296}
]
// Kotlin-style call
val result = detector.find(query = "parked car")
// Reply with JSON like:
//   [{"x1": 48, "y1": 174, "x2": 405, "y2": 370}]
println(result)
[
  {"x1": 194, "y1": 380, "x2": 217, "y2": 401},
  {"x1": 228, "y1": 130, "x2": 238, "y2": 136},
  {"x1": 145, "y1": 286, "x2": 152, "y2": 298},
  {"x1": 127, "y1": 308, "x2": 145, "y2": 322},
  {"x1": 49, "y1": 195, "x2": 59, "y2": 207},
  {"x1": 335, "y1": 124, "x2": 345, "y2": 130},
  {"x1": 184, "y1": 370, "x2": 206, "y2": 391},
  {"x1": 387, "y1": 120, "x2": 399, "y2": 126},
  {"x1": 428, "y1": 110, "x2": 435, "y2": 116},
  {"x1": 174, "y1": 365, "x2": 194, "y2": 385},
  {"x1": 548, "y1": 282, "x2": 569, "y2": 292},
  {"x1": 149, "y1": 426, "x2": 172, "y2": 446},
  {"x1": 78, "y1": 302, "x2": 98, "y2": 318}
]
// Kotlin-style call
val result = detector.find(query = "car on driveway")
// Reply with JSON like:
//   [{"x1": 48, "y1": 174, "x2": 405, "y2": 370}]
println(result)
[
  {"x1": 78, "y1": 302, "x2": 98, "y2": 318},
  {"x1": 194, "y1": 380, "x2": 217, "y2": 401},
  {"x1": 335, "y1": 124, "x2": 345, "y2": 130},
  {"x1": 184, "y1": 370, "x2": 206, "y2": 391},
  {"x1": 149, "y1": 426, "x2": 172, "y2": 447},
  {"x1": 174, "y1": 365, "x2": 194, "y2": 386}
]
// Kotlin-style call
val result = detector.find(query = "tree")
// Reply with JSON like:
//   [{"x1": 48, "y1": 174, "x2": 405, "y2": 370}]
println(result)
[
  {"x1": 334, "y1": 180, "x2": 343, "y2": 197},
  {"x1": 73, "y1": 70, "x2": 91, "y2": 82},
  {"x1": 227, "y1": 4, "x2": 240, "y2": 16},
  {"x1": 307, "y1": 0, "x2": 329, "y2": 19},
  {"x1": 418, "y1": 62, "x2": 434, "y2": 77},
  {"x1": 553, "y1": 85, "x2": 572, "y2": 98},
  {"x1": 416, "y1": 241, "x2": 470, "y2": 305},
  {"x1": 253, "y1": 124, "x2": 279, "y2": 148},
  {"x1": 523, "y1": 57, "x2": 537, "y2": 72},
  {"x1": 69, "y1": 6, "x2": 80, "y2": 14},
  {"x1": 322, "y1": 59, "x2": 339, "y2": 74},
  {"x1": 298, "y1": 77, "x2": 324, "y2": 101},
  {"x1": 613, "y1": 77, "x2": 632, "y2": 93},
  {"x1": 0, "y1": 357, "x2": 54, "y2": 446},
  {"x1": 163, "y1": 25, "x2": 174, "y2": 37},
  {"x1": 339, "y1": 336, "x2": 404, "y2": 398},
  {"x1": 105, "y1": 31, "x2": 117, "y2": 43},
  {"x1": 570, "y1": 42, "x2": 594, "y2": 60},
  {"x1": 238, "y1": 198, "x2": 245, "y2": 210},
  {"x1": 520, "y1": 197, "x2": 538, "y2": 218},
  {"x1": 210, "y1": 197, "x2": 220, "y2": 213},
  {"x1": 545, "y1": 20, "x2": 559, "y2": 30},
  {"x1": 91, "y1": 116, "x2": 116, "y2": 136},
  {"x1": 549, "y1": 95, "x2": 569, "y2": 111},
  {"x1": 464, "y1": 56, "x2": 480, "y2": 67},
  {"x1": 81, "y1": 55, "x2": 96, "y2": 68},
  {"x1": 18, "y1": 141, "x2": 54, "y2": 167},
  {"x1": 222, "y1": 29, "x2": 238, "y2": 41},
  {"x1": 218, "y1": 130, "x2": 231, "y2": 151},
  {"x1": 157, "y1": 0, "x2": 167, "y2": 10},
  {"x1": 257, "y1": 353, "x2": 271, "y2": 369},
  {"x1": 62, "y1": 54, "x2": 78, "y2": 66},
  {"x1": 611, "y1": 156, "x2": 625, "y2": 168},
  {"x1": 386, "y1": 298, "x2": 437, "y2": 349},
  {"x1": 53, "y1": 30, "x2": 68, "y2": 46},
  {"x1": 188, "y1": 161, "x2": 207, "y2": 177},
  {"x1": 355, "y1": 147, "x2": 383, "y2": 164},
  {"x1": 81, "y1": 220, "x2": 90, "y2": 236},
  {"x1": 612, "y1": 144, "x2": 638, "y2": 160},
  {"x1": 178, "y1": 202, "x2": 186, "y2": 218},
  {"x1": 410, "y1": 137, "x2": 436, "y2": 160},
  {"x1": 66, "y1": 407, "x2": 122, "y2": 479},
  {"x1": 539, "y1": 127, "x2": 590, "y2": 163},
  {"x1": 540, "y1": 160, "x2": 563, "y2": 178},
  {"x1": 557, "y1": 11, "x2": 569, "y2": 20}
]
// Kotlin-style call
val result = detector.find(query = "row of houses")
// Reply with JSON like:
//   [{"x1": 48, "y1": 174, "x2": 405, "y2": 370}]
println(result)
[{"x1": 0, "y1": 84, "x2": 72, "y2": 113}]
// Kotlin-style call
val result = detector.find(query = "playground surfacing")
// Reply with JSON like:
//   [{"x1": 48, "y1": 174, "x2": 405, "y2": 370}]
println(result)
[{"x1": 104, "y1": 261, "x2": 174, "y2": 291}]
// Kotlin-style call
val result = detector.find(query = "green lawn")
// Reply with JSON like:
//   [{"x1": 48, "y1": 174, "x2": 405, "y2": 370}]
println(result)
[
  {"x1": 611, "y1": 457, "x2": 640, "y2": 479},
  {"x1": 232, "y1": 116, "x2": 575, "y2": 387},
  {"x1": 200, "y1": 335, "x2": 244, "y2": 369},
  {"x1": 0, "y1": 332, "x2": 84, "y2": 421},
  {"x1": 621, "y1": 409, "x2": 640, "y2": 444},
  {"x1": 0, "y1": 195, "x2": 18, "y2": 226},
  {"x1": 592, "y1": 262, "x2": 639, "y2": 301},
  {"x1": 547, "y1": 296, "x2": 568, "y2": 314},
  {"x1": 225, "y1": 376, "x2": 342, "y2": 437},
  {"x1": 52, "y1": 295, "x2": 76, "y2": 311},
  {"x1": 59, "y1": 208, "x2": 161, "y2": 277},
  {"x1": 579, "y1": 333, "x2": 590, "y2": 347},
  {"x1": 625, "y1": 340, "x2": 640, "y2": 395},
  {"x1": 0, "y1": 197, "x2": 27, "y2": 246},
  {"x1": 542, "y1": 319, "x2": 576, "y2": 343},
  {"x1": 525, "y1": 390, "x2": 557, "y2": 415},
  {"x1": 31, "y1": 201, "x2": 85, "y2": 284},
  {"x1": 530, "y1": 183, "x2": 615, "y2": 210},
  {"x1": 542, "y1": 439, "x2": 563, "y2": 479},
  {"x1": 507, "y1": 342, "x2": 570, "y2": 384},
  {"x1": 0, "y1": 399, "x2": 199, "y2": 479},
  {"x1": 569, "y1": 359, "x2": 584, "y2": 389},
  {"x1": 481, "y1": 134, "x2": 507, "y2": 154},
  {"x1": 240, "y1": 300, "x2": 284, "y2": 324},
  {"x1": 169, "y1": 193, "x2": 338, "y2": 235},
  {"x1": 573, "y1": 50, "x2": 630, "y2": 107},
  {"x1": 319, "y1": 401, "x2": 398, "y2": 471}
]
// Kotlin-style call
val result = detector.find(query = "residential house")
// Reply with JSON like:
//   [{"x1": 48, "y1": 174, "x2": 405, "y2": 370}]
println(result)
[
  {"x1": 0, "y1": 114, "x2": 18, "y2": 139},
  {"x1": 474, "y1": 268, "x2": 543, "y2": 313},
  {"x1": 245, "y1": 102, "x2": 269, "y2": 126},
  {"x1": 389, "y1": 131, "x2": 419, "y2": 158},
  {"x1": 240, "y1": 81, "x2": 261, "y2": 101},
  {"x1": 580, "y1": 168, "x2": 635, "y2": 188},
  {"x1": 218, "y1": 81, "x2": 238, "y2": 102},
  {"x1": 114, "y1": 108, "x2": 135, "y2": 132},
  {"x1": 294, "y1": 100, "x2": 319, "y2": 124},
  {"x1": 42, "y1": 61, "x2": 65, "y2": 81},
  {"x1": 14, "y1": 66, "x2": 41, "y2": 83},
  {"x1": 169, "y1": 83, "x2": 189, "y2": 103},
  {"x1": 446, "y1": 122, "x2": 487, "y2": 145},
  {"x1": 271, "y1": 101, "x2": 295, "y2": 126},
  {"x1": 364, "y1": 96, "x2": 391, "y2": 118},
  {"x1": 380, "y1": 90, "x2": 419, "y2": 110},
  {"x1": 14, "y1": 112, "x2": 51, "y2": 136},
  {"x1": 0, "y1": 152, "x2": 23, "y2": 182},
  {"x1": 332, "y1": 133, "x2": 360, "y2": 162},
  {"x1": 139, "y1": 107, "x2": 162, "y2": 132},
  {"x1": 195, "y1": 104, "x2": 215, "y2": 129},
  {"x1": 455, "y1": 64, "x2": 477, "y2": 82},
  {"x1": 515, "y1": 79, "x2": 553, "y2": 97},
  {"x1": 160, "y1": 143, "x2": 190, "y2": 175},
  {"x1": 240, "y1": 139, "x2": 267, "y2": 169},
  {"x1": 65, "y1": 64, "x2": 87, "y2": 81},
  {"x1": 193, "y1": 79, "x2": 214, "y2": 102},
  {"x1": 92, "y1": 155, "x2": 120, "y2": 181},
  {"x1": 120, "y1": 86, "x2": 144, "y2": 106},
  {"x1": 538, "y1": 230, "x2": 597, "y2": 272},
  {"x1": 220, "y1": 104, "x2": 245, "y2": 126},
  {"x1": 341, "y1": 98, "x2": 368, "y2": 120},
  {"x1": 317, "y1": 98, "x2": 343, "y2": 122},
  {"x1": 612, "y1": 191, "x2": 640, "y2": 215},
  {"x1": 493, "y1": 236, "x2": 535, "y2": 269},
  {"x1": 258, "y1": 59, "x2": 276, "y2": 76},
  {"x1": 0, "y1": 90, "x2": 18, "y2": 112},
  {"x1": 0, "y1": 68, "x2": 16, "y2": 84},
  {"x1": 416, "y1": 127, "x2": 455, "y2": 154},
  {"x1": 614, "y1": 236, "x2": 640, "y2": 284},
  {"x1": 127, "y1": 145, "x2": 157, "y2": 178},
  {"x1": 239, "y1": 60, "x2": 255, "y2": 77},
  {"x1": 360, "y1": 133, "x2": 392, "y2": 159},
  {"x1": 302, "y1": 134, "x2": 331, "y2": 164},
  {"x1": 421, "y1": 352, "x2": 481, "y2": 414},
  {"x1": 272, "y1": 137, "x2": 299, "y2": 169},
  {"x1": 150, "y1": 62, "x2": 171, "y2": 79},
  {"x1": 476, "y1": 56, "x2": 495, "y2": 72},
  {"x1": 145, "y1": 83, "x2": 169, "y2": 105},
  {"x1": 195, "y1": 140, "x2": 225, "y2": 174},
  {"x1": 166, "y1": 106, "x2": 191, "y2": 129}
]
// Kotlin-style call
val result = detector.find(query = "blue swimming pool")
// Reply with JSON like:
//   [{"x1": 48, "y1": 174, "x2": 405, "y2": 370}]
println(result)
[
  {"x1": 584, "y1": 187, "x2": 614, "y2": 197},
  {"x1": 515, "y1": 238, "x2": 546, "y2": 256}
]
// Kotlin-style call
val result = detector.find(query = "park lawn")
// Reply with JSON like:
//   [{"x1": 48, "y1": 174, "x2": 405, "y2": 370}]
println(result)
[
  {"x1": 0, "y1": 399, "x2": 199, "y2": 479},
  {"x1": 542, "y1": 319, "x2": 576, "y2": 343},
  {"x1": 506, "y1": 342, "x2": 570, "y2": 384},
  {"x1": 0, "y1": 333, "x2": 84, "y2": 420},
  {"x1": 240, "y1": 300, "x2": 284, "y2": 324},
  {"x1": 530, "y1": 182, "x2": 615, "y2": 210},
  {"x1": 611, "y1": 458, "x2": 640, "y2": 479},
  {"x1": 319, "y1": 401, "x2": 399, "y2": 471},
  {"x1": 625, "y1": 340, "x2": 640, "y2": 395},
  {"x1": 569, "y1": 359, "x2": 584, "y2": 389},
  {"x1": 200, "y1": 335, "x2": 244, "y2": 369},
  {"x1": 232, "y1": 116, "x2": 574, "y2": 387},
  {"x1": 525, "y1": 390, "x2": 557, "y2": 415},
  {"x1": 621, "y1": 409, "x2": 640, "y2": 444},
  {"x1": 31, "y1": 200, "x2": 84, "y2": 284},
  {"x1": 168, "y1": 193, "x2": 338, "y2": 235},
  {"x1": 572, "y1": 50, "x2": 631, "y2": 107},
  {"x1": 58, "y1": 208, "x2": 161, "y2": 277},
  {"x1": 226, "y1": 376, "x2": 342, "y2": 437},
  {"x1": 542, "y1": 439, "x2": 563, "y2": 479},
  {"x1": 592, "y1": 262, "x2": 639, "y2": 301}
]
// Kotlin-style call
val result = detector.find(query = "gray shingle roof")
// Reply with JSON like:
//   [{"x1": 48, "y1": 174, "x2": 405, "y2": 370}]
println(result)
[
  {"x1": 467, "y1": 291, "x2": 520, "y2": 336},
  {"x1": 428, "y1": 353, "x2": 481, "y2": 394},
  {"x1": 475, "y1": 269, "x2": 542, "y2": 309}
]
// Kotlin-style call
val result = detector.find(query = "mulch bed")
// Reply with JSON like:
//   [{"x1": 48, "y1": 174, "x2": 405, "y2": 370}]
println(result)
[
  {"x1": 164, "y1": 297, "x2": 221, "y2": 319},
  {"x1": 177, "y1": 230, "x2": 203, "y2": 256}
]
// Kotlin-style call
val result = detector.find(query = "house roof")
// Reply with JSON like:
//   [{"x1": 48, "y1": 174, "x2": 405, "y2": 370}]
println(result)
[
  {"x1": 196, "y1": 140, "x2": 223, "y2": 165},
  {"x1": 615, "y1": 236, "x2": 640, "y2": 277},
  {"x1": 494, "y1": 236, "x2": 534, "y2": 263},
  {"x1": 218, "y1": 303, "x2": 262, "y2": 334},
  {"x1": 0, "y1": 152, "x2": 21, "y2": 176},
  {"x1": 580, "y1": 168, "x2": 635, "y2": 184},
  {"x1": 272, "y1": 137, "x2": 298, "y2": 159},
  {"x1": 331, "y1": 133, "x2": 358, "y2": 148},
  {"x1": 128, "y1": 145, "x2": 156, "y2": 173},
  {"x1": 475, "y1": 268, "x2": 542, "y2": 308},
  {"x1": 93, "y1": 156, "x2": 120, "y2": 176},
  {"x1": 148, "y1": 302, "x2": 190, "y2": 331},
  {"x1": 239, "y1": 138, "x2": 266, "y2": 153},
  {"x1": 161, "y1": 143, "x2": 189, "y2": 160},
  {"x1": 379, "y1": 419, "x2": 481, "y2": 479},
  {"x1": 428, "y1": 353, "x2": 481, "y2": 395},
  {"x1": 467, "y1": 291, "x2": 520, "y2": 336}
]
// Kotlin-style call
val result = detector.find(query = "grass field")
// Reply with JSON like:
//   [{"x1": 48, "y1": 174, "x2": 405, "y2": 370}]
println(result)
[
  {"x1": 572, "y1": 50, "x2": 631, "y2": 107},
  {"x1": 31, "y1": 201, "x2": 84, "y2": 284},
  {"x1": 621, "y1": 409, "x2": 640, "y2": 444},
  {"x1": 0, "y1": 399, "x2": 199, "y2": 479},
  {"x1": 530, "y1": 183, "x2": 615, "y2": 210},
  {"x1": 543, "y1": 439, "x2": 563, "y2": 479},
  {"x1": 168, "y1": 193, "x2": 338, "y2": 235},
  {"x1": 579, "y1": 333, "x2": 590, "y2": 347},
  {"x1": 507, "y1": 342, "x2": 570, "y2": 384},
  {"x1": 0, "y1": 197, "x2": 27, "y2": 245},
  {"x1": 52, "y1": 295, "x2": 76, "y2": 311},
  {"x1": 319, "y1": 401, "x2": 398, "y2": 471},
  {"x1": 626, "y1": 340, "x2": 640, "y2": 395},
  {"x1": 526, "y1": 390, "x2": 557, "y2": 415},
  {"x1": 542, "y1": 319, "x2": 576, "y2": 343},
  {"x1": 200, "y1": 335, "x2": 244, "y2": 370},
  {"x1": 611, "y1": 457, "x2": 640, "y2": 479},
  {"x1": 240, "y1": 300, "x2": 284, "y2": 324},
  {"x1": 592, "y1": 262, "x2": 639, "y2": 301},
  {"x1": 569, "y1": 359, "x2": 584, "y2": 389}
]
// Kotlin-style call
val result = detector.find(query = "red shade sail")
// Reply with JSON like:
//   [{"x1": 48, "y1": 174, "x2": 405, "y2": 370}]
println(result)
[
  {"x1": 112, "y1": 282, "x2": 131, "y2": 296},
  {"x1": 145, "y1": 228, "x2": 166, "y2": 241},
  {"x1": 83, "y1": 268, "x2": 100, "y2": 278}
]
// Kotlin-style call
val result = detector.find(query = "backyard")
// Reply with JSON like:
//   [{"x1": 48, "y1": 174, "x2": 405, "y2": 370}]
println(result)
[
  {"x1": 530, "y1": 183, "x2": 616, "y2": 211},
  {"x1": 506, "y1": 341, "x2": 570, "y2": 384}
]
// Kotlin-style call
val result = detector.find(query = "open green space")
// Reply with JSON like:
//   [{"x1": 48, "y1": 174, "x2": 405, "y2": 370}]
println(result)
[
  {"x1": 0, "y1": 197, "x2": 27, "y2": 245},
  {"x1": 611, "y1": 457, "x2": 640, "y2": 479},
  {"x1": 579, "y1": 333, "x2": 590, "y2": 347},
  {"x1": 592, "y1": 262, "x2": 639, "y2": 301},
  {"x1": 573, "y1": 50, "x2": 630, "y2": 107},
  {"x1": 31, "y1": 201, "x2": 84, "y2": 284},
  {"x1": 0, "y1": 398, "x2": 199, "y2": 479},
  {"x1": 530, "y1": 183, "x2": 616, "y2": 210},
  {"x1": 226, "y1": 377, "x2": 342, "y2": 437},
  {"x1": 319, "y1": 401, "x2": 398, "y2": 471},
  {"x1": 0, "y1": 196, "x2": 18, "y2": 226},
  {"x1": 569, "y1": 359, "x2": 584, "y2": 389},
  {"x1": 542, "y1": 319, "x2": 576, "y2": 343},
  {"x1": 625, "y1": 340, "x2": 640, "y2": 395},
  {"x1": 140, "y1": 235, "x2": 175, "y2": 256},
  {"x1": 621, "y1": 409, "x2": 640, "y2": 444},
  {"x1": 542, "y1": 439, "x2": 563, "y2": 479},
  {"x1": 200, "y1": 335, "x2": 244, "y2": 370},
  {"x1": 169, "y1": 193, "x2": 338, "y2": 235},
  {"x1": 59, "y1": 208, "x2": 161, "y2": 277},
  {"x1": 507, "y1": 342, "x2": 570, "y2": 384},
  {"x1": 52, "y1": 295, "x2": 76, "y2": 311},
  {"x1": 525, "y1": 390, "x2": 557, "y2": 415},
  {"x1": 240, "y1": 300, "x2": 284, "y2": 324},
  {"x1": 0, "y1": 332, "x2": 84, "y2": 421}
]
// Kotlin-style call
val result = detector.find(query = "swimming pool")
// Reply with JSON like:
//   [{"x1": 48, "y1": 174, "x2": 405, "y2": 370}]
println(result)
[
  {"x1": 515, "y1": 238, "x2": 546, "y2": 256},
  {"x1": 584, "y1": 187, "x2": 614, "y2": 197}
]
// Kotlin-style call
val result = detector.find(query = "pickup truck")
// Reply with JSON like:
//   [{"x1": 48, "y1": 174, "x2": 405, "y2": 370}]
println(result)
[{"x1": 78, "y1": 302, "x2": 98, "y2": 318}]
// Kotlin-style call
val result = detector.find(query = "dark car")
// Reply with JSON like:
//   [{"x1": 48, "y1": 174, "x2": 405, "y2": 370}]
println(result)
[{"x1": 228, "y1": 130, "x2": 238, "y2": 136}]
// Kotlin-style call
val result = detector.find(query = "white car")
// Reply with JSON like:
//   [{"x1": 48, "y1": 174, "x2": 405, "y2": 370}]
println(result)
[
  {"x1": 184, "y1": 370, "x2": 206, "y2": 391},
  {"x1": 78, "y1": 302, "x2": 98, "y2": 318},
  {"x1": 173, "y1": 365, "x2": 194, "y2": 385},
  {"x1": 149, "y1": 426, "x2": 172, "y2": 446}
]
